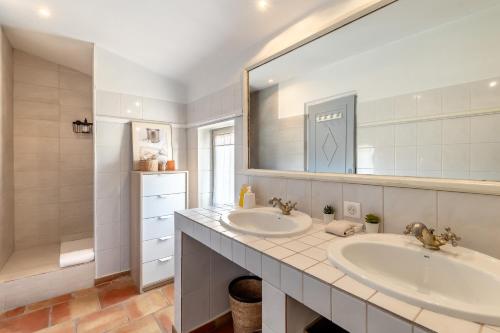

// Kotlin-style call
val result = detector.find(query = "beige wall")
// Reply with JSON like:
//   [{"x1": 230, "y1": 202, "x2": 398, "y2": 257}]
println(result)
[
  {"x1": 0, "y1": 28, "x2": 14, "y2": 268},
  {"x1": 13, "y1": 50, "x2": 93, "y2": 249}
]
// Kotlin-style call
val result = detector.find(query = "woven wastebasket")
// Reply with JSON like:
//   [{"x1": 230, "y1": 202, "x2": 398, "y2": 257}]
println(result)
[{"x1": 228, "y1": 276, "x2": 262, "y2": 333}]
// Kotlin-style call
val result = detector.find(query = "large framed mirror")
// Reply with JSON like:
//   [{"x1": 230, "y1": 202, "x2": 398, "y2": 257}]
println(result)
[{"x1": 245, "y1": 0, "x2": 500, "y2": 190}]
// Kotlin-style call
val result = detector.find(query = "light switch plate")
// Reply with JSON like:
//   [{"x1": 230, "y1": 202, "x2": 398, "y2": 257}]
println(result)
[{"x1": 344, "y1": 201, "x2": 361, "y2": 219}]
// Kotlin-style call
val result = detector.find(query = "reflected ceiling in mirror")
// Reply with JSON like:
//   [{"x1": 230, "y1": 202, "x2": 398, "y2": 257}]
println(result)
[{"x1": 248, "y1": 0, "x2": 500, "y2": 181}]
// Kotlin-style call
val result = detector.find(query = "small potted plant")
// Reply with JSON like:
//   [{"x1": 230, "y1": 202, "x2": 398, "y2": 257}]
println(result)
[
  {"x1": 323, "y1": 205, "x2": 335, "y2": 223},
  {"x1": 364, "y1": 214, "x2": 380, "y2": 233}
]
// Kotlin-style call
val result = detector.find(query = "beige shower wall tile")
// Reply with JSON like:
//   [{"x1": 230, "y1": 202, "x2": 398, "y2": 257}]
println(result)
[
  {"x1": 60, "y1": 138, "x2": 93, "y2": 155},
  {"x1": 14, "y1": 171, "x2": 59, "y2": 190},
  {"x1": 60, "y1": 169, "x2": 93, "y2": 186},
  {"x1": 14, "y1": 82, "x2": 59, "y2": 103},
  {"x1": 15, "y1": 203, "x2": 60, "y2": 249},
  {"x1": 14, "y1": 119, "x2": 60, "y2": 138},
  {"x1": 59, "y1": 185, "x2": 93, "y2": 203},
  {"x1": 438, "y1": 191, "x2": 500, "y2": 259},
  {"x1": 14, "y1": 137, "x2": 59, "y2": 154},
  {"x1": 14, "y1": 153, "x2": 59, "y2": 172},
  {"x1": 59, "y1": 70, "x2": 92, "y2": 93},
  {"x1": 59, "y1": 89, "x2": 92, "y2": 108},
  {"x1": 60, "y1": 200, "x2": 93, "y2": 220},
  {"x1": 14, "y1": 64, "x2": 59, "y2": 87},
  {"x1": 15, "y1": 187, "x2": 59, "y2": 206},
  {"x1": 13, "y1": 101, "x2": 59, "y2": 121},
  {"x1": 60, "y1": 211, "x2": 94, "y2": 236},
  {"x1": 13, "y1": 50, "x2": 58, "y2": 71},
  {"x1": 59, "y1": 153, "x2": 93, "y2": 170},
  {"x1": 60, "y1": 105, "x2": 92, "y2": 122},
  {"x1": 383, "y1": 187, "x2": 437, "y2": 233}
]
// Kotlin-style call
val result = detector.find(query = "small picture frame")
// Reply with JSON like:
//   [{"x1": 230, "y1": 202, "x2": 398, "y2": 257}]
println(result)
[{"x1": 131, "y1": 121, "x2": 173, "y2": 171}]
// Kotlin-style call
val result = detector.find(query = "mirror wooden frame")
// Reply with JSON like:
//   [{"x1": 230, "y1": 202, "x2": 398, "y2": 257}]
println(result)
[{"x1": 241, "y1": 0, "x2": 500, "y2": 196}]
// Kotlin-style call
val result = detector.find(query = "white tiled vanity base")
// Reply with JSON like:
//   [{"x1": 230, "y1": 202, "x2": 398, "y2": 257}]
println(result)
[{"x1": 175, "y1": 207, "x2": 488, "y2": 333}]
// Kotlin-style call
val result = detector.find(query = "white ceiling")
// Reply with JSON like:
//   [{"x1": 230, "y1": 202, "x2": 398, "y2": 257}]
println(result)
[{"x1": 0, "y1": 0, "x2": 333, "y2": 86}]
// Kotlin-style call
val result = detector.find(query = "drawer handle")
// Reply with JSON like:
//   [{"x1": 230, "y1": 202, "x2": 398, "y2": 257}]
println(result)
[
  {"x1": 158, "y1": 216, "x2": 170, "y2": 220},
  {"x1": 158, "y1": 256, "x2": 172, "y2": 263},
  {"x1": 157, "y1": 194, "x2": 169, "y2": 198},
  {"x1": 159, "y1": 236, "x2": 173, "y2": 241}
]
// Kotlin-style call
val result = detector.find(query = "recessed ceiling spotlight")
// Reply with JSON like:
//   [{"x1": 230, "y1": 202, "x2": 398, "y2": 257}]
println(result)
[
  {"x1": 257, "y1": 0, "x2": 269, "y2": 11},
  {"x1": 37, "y1": 7, "x2": 51, "y2": 18},
  {"x1": 268, "y1": 79, "x2": 274, "y2": 84},
  {"x1": 489, "y1": 81, "x2": 497, "y2": 88}
]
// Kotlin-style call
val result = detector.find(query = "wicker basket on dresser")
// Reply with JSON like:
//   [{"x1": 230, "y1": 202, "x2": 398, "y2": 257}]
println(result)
[{"x1": 130, "y1": 171, "x2": 188, "y2": 292}]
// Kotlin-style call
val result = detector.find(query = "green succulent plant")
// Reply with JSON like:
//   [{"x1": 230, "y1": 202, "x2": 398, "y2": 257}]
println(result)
[
  {"x1": 323, "y1": 205, "x2": 335, "y2": 215},
  {"x1": 365, "y1": 214, "x2": 380, "y2": 224}
]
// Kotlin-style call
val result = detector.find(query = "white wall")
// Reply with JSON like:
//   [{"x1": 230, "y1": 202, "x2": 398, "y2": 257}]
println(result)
[
  {"x1": 94, "y1": 46, "x2": 186, "y2": 102},
  {"x1": 93, "y1": 46, "x2": 188, "y2": 278}
]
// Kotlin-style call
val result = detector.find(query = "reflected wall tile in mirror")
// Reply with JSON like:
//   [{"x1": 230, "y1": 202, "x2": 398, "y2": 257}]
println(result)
[
  {"x1": 357, "y1": 147, "x2": 375, "y2": 169},
  {"x1": 442, "y1": 144, "x2": 470, "y2": 176},
  {"x1": 374, "y1": 97, "x2": 395, "y2": 122},
  {"x1": 470, "y1": 77, "x2": 500, "y2": 110},
  {"x1": 470, "y1": 143, "x2": 500, "y2": 174},
  {"x1": 416, "y1": 145, "x2": 442, "y2": 175},
  {"x1": 311, "y1": 181, "x2": 342, "y2": 220},
  {"x1": 394, "y1": 94, "x2": 417, "y2": 119},
  {"x1": 395, "y1": 146, "x2": 417, "y2": 172},
  {"x1": 373, "y1": 146, "x2": 395, "y2": 173},
  {"x1": 442, "y1": 118, "x2": 470, "y2": 144},
  {"x1": 470, "y1": 113, "x2": 500, "y2": 143},
  {"x1": 395, "y1": 123, "x2": 417, "y2": 146},
  {"x1": 357, "y1": 128, "x2": 376, "y2": 148},
  {"x1": 356, "y1": 101, "x2": 377, "y2": 124},
  {"x1": 383, "y1": 187, "x2": 437, "y2": 234},
  {"x1": 416, "y1": 89, "x2": 442, "y2": 116},
  {"x1": 442, "y1": 84, "x2": 470, "y2": 114},
  {"x1": 417, "y1": 120, "x2": 442, "y2": 145},
  {"x1": 374, "y1": 125, "x2": 395, "y2": 147}
]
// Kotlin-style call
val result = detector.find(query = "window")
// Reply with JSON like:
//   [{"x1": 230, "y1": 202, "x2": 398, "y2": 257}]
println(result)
[{"x1": 212, "y1": 127, "x2": 235, "y2": 205}]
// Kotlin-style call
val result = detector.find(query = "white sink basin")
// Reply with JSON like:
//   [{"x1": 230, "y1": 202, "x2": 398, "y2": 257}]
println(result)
[
  {"x1": 327, "y1": 233, "x2": 500, "y2": 325},
  {"x1": 220, "y1": 207, "x2": 312, "y2": 237}
]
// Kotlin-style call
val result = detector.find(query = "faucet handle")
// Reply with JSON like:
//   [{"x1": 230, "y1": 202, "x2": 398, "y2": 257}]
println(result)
[{"x1": 441, "y1": 227, "x2": 461, "y2": 247}]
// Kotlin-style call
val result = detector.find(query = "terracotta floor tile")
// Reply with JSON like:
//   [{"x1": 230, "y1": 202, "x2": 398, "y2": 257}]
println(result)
[
  {"x1": 26, "y1": 294, "x2": 72, "y2": 312},
  {"x1": 76, "y1": 305, "x2": 129, "y2": 333},
  {"x1": 0, "y1": 308, "x2": 50, "y2": 333},
  {"x1": 153, "y1": 307, "x2": 173, "y2": 333},
  {"x1": 51, "y1": 293, "x2": 101, "y2": 325},
  {"x1": 213, "y1": 321, "x2": 234, "y2": 333},
  {"x1": 98, "y1": 278, "x2": 138, "y2": 309},
  {"x1": 162, "y1": 283, "x2": 174, "y2": 305},
  {"x1": 0, "y1": 306, "x2": 25, "y2": 319},
  {"x1": 124, "y1": 290, "x2": 169, "y2": 320},
  {"x1": 37, "y1": 321, "x2": 74, "y2": 333},
  {"x1": 72, "y1": 287, "x2": 98, "y2": 298},
  {"x1": 110, "y1": 315, "x2": 161, "y2": 333}
]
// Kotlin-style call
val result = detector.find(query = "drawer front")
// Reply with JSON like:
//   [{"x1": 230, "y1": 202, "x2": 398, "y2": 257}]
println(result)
[
  {"x1": 142, "y1": 237, "x2": 174, "y2": 263},
  {"x1": 142, "y1": 193, "x2": 185, "y2": 218},
  {"x1": 142, "y1": 173, "x2": 186, "y2": 196},
  {"x1": 143, "y1": 215, "x2": 174, "y2": 241},
  {"x1": 142, "y1": 256, "x2": 174, "y2": 286}
]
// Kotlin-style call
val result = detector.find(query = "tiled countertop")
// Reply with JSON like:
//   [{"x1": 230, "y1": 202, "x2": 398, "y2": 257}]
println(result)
[{"x1": 176, "y1": 205, "x2": 496, "y2": 333}]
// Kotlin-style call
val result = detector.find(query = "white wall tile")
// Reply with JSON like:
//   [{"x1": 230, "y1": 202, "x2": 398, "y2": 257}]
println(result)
[
  {"x1": 394, "y1": 94, "x2": 417, "y2": 119},
  {"x1": 442, "y1": 144, "x2": 470, "y2": 174},
  {"x1": 96, "y1": 222, "x2": 120, "y2": 251},
  {"x1": 310, "y1": 180, "x2": 342, "y2": 220},
  {"x1": 96, "y1": 247, "x2": 121, "y2": 277},
  {"x1": 120, "y1": 94, "x2": 143, "y2": 119},
  {"x1": 342, "y1": 184, "x2": 383, "y2": 224},
  {"x1": 262, "y1": 255, "x2": 281, "y2": 288},
  {"x1": 470, "y1": 143, "x2": 500, "y2": 173},
  {"x1": 331, "y1": 287, "x2": 367, "y2": 333},
  {"x1": 417, "y1": 89, "x2": 441, "y2": 116},
  {"x1": 232, "y1": 240, "x2": 246, "y2": 268},
  {"x1": 303, "y1": 275, "x2": 331, "y2": 319},
  {"x1": 443, "y1": 118, "x2": 470, "y2": 144},
  {"x1": 367, "y1": 305, "x2": 412, "y2": 333},
  {"x1": 470, "y1": 114, "x2": 500, "y2": 143},
  {"x1": 417, "y1": 120, "x2": 442, "y2": 145},
  {"x1": 96, "y1": 90, "x2": 121, "y2": 117},
  {"x1": 96, "y1": 145, "x2": 121, "y2": 173},
  {"x1": 417, "y1": 145, "x2": 442, "y2": 172},
  {"x1": 280, "y1": 264, "x2": 302, "y2": 302},
  {"x1": 395, "y1": 123, "x2": 417, "y2": 146},
  {"x1": 395, "y1": 146, "x2": 416, "y2": 172},
  {"x1": 285, "y1": 179, "x2": 311, "y2": 215},
  {"x1": 470, "y1": 78, "x2": 500, "y2": 110},
  {"x1": 262, "y1": 281, "x2": 286, "y2": 333},
  {"x1": 245, "y1": 247, "x2": 262, "y2": 277},
  {"x1": 442, "y1": 84, "x2": 470, "y2": 114}
]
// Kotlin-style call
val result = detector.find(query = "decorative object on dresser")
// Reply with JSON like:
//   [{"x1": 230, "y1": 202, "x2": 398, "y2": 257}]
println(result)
[
  {"x1": 130, "y1": 171, "x2": 188, "y2": 291},
  {"x1": 131, "y1": 121, "x2": 173, "y2": 171}
]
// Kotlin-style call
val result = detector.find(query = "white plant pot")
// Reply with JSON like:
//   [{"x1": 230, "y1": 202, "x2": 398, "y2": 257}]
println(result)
[
  {"x1": 364, "y1": 222, "x2": 379, "y2": 233},
  {"x1": 323, "y1": 213, "x2": 335, "y2": 224}
]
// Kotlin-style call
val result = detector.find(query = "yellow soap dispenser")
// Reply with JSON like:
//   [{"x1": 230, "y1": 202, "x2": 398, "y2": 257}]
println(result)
[{"x1": 238, "y1": 184, "x2": 249, "y2": 207}]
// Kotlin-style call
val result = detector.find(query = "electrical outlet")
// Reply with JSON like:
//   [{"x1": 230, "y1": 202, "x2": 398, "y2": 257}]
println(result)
[{"x1": 344, "y1": 201, "x2": 361, "y2": 219}]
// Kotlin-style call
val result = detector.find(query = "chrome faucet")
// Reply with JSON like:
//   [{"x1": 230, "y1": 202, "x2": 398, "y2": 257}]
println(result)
[
  {"x1": 268, "y1": 197, "x2": 297, "y2": 215},
  {"x1": 404, "y1": 222, "x2": 461, "y2": 250}
]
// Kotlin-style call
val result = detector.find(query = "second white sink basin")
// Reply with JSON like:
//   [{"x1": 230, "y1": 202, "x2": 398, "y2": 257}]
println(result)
[
  {"x1": 327, "y1": 233, "x2": 500, "y2": 325},
  {"x1": 220, "y1": 207, "x2": 312, "y2": 237}
]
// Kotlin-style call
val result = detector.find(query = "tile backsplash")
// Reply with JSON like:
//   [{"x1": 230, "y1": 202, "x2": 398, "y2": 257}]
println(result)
[{"x1": 236, "y1": 174, "x2": 500, "y2": 259}]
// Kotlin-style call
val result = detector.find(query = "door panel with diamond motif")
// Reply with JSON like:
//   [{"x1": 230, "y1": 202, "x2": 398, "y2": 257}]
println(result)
[{"x1": 307, "y1": 95, "x2": 356, "y2": 173}]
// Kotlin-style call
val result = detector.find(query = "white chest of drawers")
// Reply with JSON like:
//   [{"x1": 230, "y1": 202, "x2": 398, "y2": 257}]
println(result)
[{"x1": 130, "y1": 171, "x2": 188, "y2": 291}]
